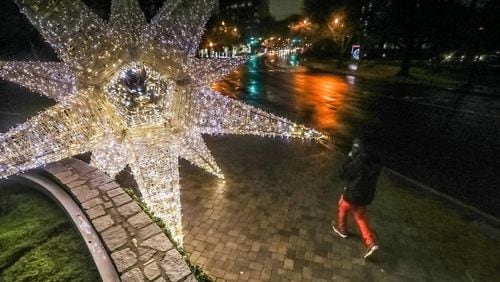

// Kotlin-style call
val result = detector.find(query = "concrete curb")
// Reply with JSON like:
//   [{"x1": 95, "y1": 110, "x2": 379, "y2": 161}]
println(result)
[
  {"x1": 13, "y1": 173, "x2": 120, "y2": 281},
  {"x1": 383, "y1": 167, "x2": 500, "y2": 226}
]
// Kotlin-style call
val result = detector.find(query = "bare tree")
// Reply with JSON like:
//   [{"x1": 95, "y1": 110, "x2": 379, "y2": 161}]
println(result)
[{"x1": 326, "y1": 10, "x2": 354, "y2": 68}]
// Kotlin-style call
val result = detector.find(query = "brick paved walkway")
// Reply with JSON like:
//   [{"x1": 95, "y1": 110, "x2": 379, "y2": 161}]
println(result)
[{"x1": 180, "y1": 136, "x2": 500, "y2": 281}]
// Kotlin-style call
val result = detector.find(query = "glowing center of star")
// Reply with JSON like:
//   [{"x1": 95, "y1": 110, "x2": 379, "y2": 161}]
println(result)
[
  {"x1": 123, "y1": 68, "x2": 147, "y2": 96},
  {"x1": 105, "y1": 63, "x2": 175, "y2": 127}
]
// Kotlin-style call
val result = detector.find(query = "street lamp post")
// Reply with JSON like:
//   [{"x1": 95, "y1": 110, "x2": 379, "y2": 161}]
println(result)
[
  {"x1": 209, "y1": 42, "x2": 214, "y2": 58},
  {"x1": 327, "y1": 14, "x2": 352, "y2": 69}
]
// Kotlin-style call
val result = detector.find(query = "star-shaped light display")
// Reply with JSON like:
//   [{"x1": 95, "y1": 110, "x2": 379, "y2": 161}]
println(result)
[{"x1": 0, "y1": 0, "x2": 327, "y2": 245}]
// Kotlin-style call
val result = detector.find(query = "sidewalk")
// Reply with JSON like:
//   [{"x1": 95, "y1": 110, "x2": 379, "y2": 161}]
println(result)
[{"x1": 180, "y1": 135, "x2": 500, "y2": 281}]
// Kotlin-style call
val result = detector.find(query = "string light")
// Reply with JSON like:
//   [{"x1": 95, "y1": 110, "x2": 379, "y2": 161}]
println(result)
[{"x1": 0, "y1": 0, "x2": 328, "y2": 245}]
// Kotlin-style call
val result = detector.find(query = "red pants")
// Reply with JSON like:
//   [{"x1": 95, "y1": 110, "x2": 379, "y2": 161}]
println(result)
[{"x1": 337, "y1": 195, "x2": 376, "y2": 247}]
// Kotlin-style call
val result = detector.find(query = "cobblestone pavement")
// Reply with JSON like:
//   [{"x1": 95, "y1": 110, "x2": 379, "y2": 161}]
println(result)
[{"x1": 180, "y1": 136, "x2": 500, "y2": 281}]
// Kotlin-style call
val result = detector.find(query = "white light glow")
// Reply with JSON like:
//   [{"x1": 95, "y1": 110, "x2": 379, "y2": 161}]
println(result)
[{"x1": 0, "y1": 0, "x2": 327, "y2": 245}]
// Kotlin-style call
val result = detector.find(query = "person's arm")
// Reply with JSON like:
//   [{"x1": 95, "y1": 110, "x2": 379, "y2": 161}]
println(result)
[{"x1": 340, "y1": 157, "x2": 362, "y2": 180}]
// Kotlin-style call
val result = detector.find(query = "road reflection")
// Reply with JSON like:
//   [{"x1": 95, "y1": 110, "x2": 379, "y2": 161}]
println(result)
[
  {"x1": 244, "y1": 56, "x2": 262, "y2": 104},
  {"x1": 291, "y1": 72, "x2": 348, "y2": 131},
  {"x1": 213, "y1": 54, "x2": 355, "y2": 134}
]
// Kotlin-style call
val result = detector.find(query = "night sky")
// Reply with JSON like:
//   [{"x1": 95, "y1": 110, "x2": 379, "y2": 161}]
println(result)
[{"x1": 270, "y1": 0, "x2": 303, "y2": 20}]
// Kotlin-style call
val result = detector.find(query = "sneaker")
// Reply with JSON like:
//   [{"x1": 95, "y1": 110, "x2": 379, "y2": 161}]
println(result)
[
  {"x1": 331, "y1": 223, "x2": 348, "y2": 239},
  {"x1": 364, "y1": 244, "x2": 379, "y2": 259}
]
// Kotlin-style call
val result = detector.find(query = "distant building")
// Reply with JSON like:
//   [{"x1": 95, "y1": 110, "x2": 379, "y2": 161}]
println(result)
[{"x1": 218, "y1": 0, "x2": 270, "y2": 36}]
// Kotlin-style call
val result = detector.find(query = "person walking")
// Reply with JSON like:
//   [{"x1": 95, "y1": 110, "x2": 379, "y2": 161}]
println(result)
[{"x1": 331, "y1": 138, "x2": 382, "y2": 259}]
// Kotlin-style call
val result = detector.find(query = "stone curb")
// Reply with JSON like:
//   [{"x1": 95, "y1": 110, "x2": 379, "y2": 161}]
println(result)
[
  {"x1": 14, "y1": 173, "x2": 120, "y2": 281},
  {"x1": 43, "y1": 158, "x2": 195, "y2": 282}
]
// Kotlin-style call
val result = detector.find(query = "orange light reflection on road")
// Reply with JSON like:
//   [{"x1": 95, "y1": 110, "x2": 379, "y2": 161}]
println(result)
[{"x1": 292, "y1": 73, "x2": 348, "y2": 131}]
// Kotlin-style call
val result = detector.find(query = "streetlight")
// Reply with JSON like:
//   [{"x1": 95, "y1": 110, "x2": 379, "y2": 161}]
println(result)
[
  {"x1": 327, "y1": 13, "x2": 351, "y2": 68},
  {"x1": 209, "y1": 42, "x2": 214, "y2": 58}
]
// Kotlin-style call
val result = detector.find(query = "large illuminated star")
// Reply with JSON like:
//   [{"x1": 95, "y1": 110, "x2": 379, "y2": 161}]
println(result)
[{"x1": 0, "y1": 0, "x2": 326, "y2": 244}]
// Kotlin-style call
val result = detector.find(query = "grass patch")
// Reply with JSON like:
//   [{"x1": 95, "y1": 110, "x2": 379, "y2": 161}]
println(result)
[
  {"x1": 372, "y1": 173, "x2": 500, "y2": 281},
  {"x1": 0, "y1": 184, "x2": 99, "y2": 281},
  {"x1": 304, "y1": 58, "x2": 467, "y2": 89}
]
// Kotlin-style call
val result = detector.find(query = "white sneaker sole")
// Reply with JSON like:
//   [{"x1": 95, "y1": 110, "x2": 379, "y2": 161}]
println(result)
[
  {"x1": 364, "y1": 245, "x2": 379, "y2": 259},
  {"x1": 331, "y1": 226, "x2": 348, "y2": 238}
]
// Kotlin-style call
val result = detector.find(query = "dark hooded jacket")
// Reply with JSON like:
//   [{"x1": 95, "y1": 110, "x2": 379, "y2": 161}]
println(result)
[{"x1": 340, "y1": 151, "x2": 381, "y2": 206}]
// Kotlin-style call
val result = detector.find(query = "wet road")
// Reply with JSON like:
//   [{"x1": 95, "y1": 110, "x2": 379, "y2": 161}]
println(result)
[{"x1": 214, "y1": 54, "x2": 500, "y2": 218}]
